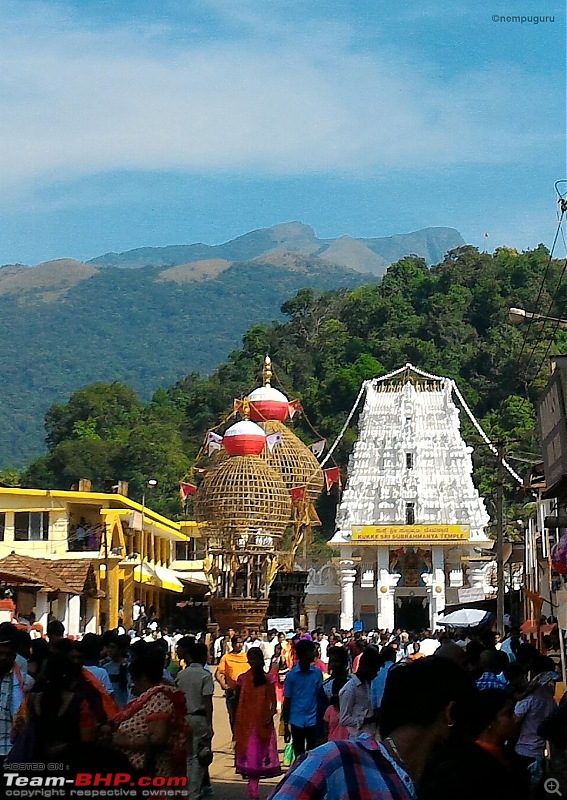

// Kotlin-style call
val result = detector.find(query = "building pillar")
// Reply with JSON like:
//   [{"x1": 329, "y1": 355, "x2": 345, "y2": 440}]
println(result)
[
  {"x1": 85, "y1": 598, "x2": 98, "y2": 633},
  {"x1": 35, "y1": 591, "x2": 50, "y2": 634},
  {"x1": 304, "y1": 601, "x2": 318, "y2": 632},
  {"x1": 122, "y1": 565, "x2": 135, "y2": 630},
  {"x1": 67, "y1": 594, "x2": 81, "y2": 637},
  {"x1": 429, "y1": 547, "x2": 446, "y2": 627},
  {"x1": 60, "y1": 594, "x2": 70, "y2": 633},
  {"x1": 106, "y1": 557, "x2": 121, "y2": 630},
  {"x1": 339, "y1": 559, "x2": 357, "y2": 630},
  {"x1": 377, "y1": 547, "x2": 400, "y2": 631}
]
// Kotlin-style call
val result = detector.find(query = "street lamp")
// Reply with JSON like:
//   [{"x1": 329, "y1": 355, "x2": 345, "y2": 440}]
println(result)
[{"x1": 509, "y1": 307, "x2": 567, "y2": 329}]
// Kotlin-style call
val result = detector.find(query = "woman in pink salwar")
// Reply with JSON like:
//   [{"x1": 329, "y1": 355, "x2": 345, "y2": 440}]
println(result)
[{"x1": 234, "y1": 648, "x2": 281, "y2": 799}]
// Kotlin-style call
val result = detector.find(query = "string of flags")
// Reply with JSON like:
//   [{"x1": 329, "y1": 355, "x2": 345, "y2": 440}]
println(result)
[
  {"x1": 288, "y1": 399, "x2": 302, "y2": 418},
  {"x1": 266, "y1": 432, "x2": 283, "y2": 452},
  {"x1": 291, "y1": 486, "x2": 306, "y2": 503},
  {"x1": 179, "y1": 482, "x2": 197, "y2": 501},
  {"x1": 310, "y1": 439, "x2": 326, "y2": 458},
  {"x1": 324, "y1": 466, "x2": 341, "y2": 493},
  {"x1": 206, "y1": 431, "x2": 223, "y2": 456},
  {"x1": 290, "y1": 467, "x2": 342, "y2": 502}
]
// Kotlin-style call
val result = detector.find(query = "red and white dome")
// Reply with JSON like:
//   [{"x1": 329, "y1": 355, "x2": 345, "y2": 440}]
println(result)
[
  {"x1": 248, "y1": 385, "x2": 289, "y2": 422},
  {"x1": 223, "y1": 420, "x2": 266, "y2": 456}
]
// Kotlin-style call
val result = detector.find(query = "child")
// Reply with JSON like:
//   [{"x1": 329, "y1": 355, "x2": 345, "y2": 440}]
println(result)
[
  {"x1": 270, "y1": 643, "x2": 288, "y2": 711},
  {"x1": 323, "y1": 677, "x2": 349, "y2": 742}
]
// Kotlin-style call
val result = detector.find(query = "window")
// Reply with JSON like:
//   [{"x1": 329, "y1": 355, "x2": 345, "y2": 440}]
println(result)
[
  {"x1": 405, "y1": 502, "x2": 415, "y2": 525},
  {"x1": 175, "y1": 539, "x2": 205, "y2": 560},
  {"x1": 14, "y1": 512, "x2": 49, "y2": 541},
  {"x1": 0, "y1": 513, "x2": 4, "y2": 541},
  {"x1": 406, "y1": 452, "x2": 414, "y2": 469}
]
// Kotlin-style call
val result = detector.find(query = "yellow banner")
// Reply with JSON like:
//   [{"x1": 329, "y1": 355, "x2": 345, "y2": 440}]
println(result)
[{"x1": 351, "y1": 524, "x2": 470, "y2": 544}]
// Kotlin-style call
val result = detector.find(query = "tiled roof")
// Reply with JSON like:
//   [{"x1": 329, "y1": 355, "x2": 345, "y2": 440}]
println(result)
[
  {"x1": 39, "y1": 559, "x2": 101, "y2": 597},
  {"x1": 0, "y1": 552, "x2": 75, "y2": 592},
  {"x1": 0, "y1": 553, "x2": 102, "y2": 597}
]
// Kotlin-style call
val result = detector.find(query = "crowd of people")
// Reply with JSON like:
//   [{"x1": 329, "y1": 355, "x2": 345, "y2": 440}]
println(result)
[
  {"x1": 214, "y1": 623, "x2": 567, "y2": 799},
  {"x1": 1, "y1": 617, "x2": 567, "y2": 799}
]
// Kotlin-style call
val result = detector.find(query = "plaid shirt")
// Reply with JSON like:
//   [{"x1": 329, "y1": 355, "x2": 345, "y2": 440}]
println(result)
[
  {"x1": 0, "y1": 665, "x2": 33, "y2": 756},
  {"x1": 269, "y1": 736, "x2": 416, "y2": 800},
  {"x1": 475, "y1": 672, "x2": 507, "y2": 692},
  {"x1": 0, "y1": 672, "x2": 14, "y2": 756}
]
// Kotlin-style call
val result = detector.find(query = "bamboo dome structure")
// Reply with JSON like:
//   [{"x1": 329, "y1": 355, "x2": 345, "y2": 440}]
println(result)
[
  {"x1": 195, "y1": 450, "x2": 291, "y2": 629},
  {"x1": 194, "y1": 455, "x2": 291, "y2": 543}
]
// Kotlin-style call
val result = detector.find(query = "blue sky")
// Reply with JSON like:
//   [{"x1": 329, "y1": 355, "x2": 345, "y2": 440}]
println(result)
[{"x1": 0, "y1": 0, "x2": 564, "y2": 264}]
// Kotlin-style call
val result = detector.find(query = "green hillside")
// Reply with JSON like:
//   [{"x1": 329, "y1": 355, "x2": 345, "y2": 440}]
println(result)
[
  {"x1": 0, "y1": 256, "x2": 375, "y2": 466},
  {"x1": 0, "y1": 222, "x2": 464, "y2": 467},
  {"x1": 22, "y1": 245, "x2": 567, "y2": 530}
]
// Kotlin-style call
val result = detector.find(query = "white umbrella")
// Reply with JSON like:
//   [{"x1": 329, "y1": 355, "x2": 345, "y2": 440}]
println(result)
[{"x1": 437, "y1": 608, "x2": 491, "y2": 627}]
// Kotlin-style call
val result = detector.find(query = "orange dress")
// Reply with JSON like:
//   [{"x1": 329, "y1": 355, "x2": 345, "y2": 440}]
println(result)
[{"x1": 234, "y1": 671, "x2": 281, "y2": 780}]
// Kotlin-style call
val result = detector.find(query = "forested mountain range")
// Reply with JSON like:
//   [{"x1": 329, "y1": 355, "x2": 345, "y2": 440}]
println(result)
[
  {"x1": 0, "y1": 223, "x2": 463, "y2": 466},
  {"x1": 87, "y1": 222, "x2": 464, "y2": 274},
  {"x1": 21, "y1": 244, "x2": 567, "y2": 535}
]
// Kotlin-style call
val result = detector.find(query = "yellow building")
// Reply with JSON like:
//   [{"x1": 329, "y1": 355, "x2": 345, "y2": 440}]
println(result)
[{"x1": 0, "y1": 487, "x2": 206, "y2": 635}]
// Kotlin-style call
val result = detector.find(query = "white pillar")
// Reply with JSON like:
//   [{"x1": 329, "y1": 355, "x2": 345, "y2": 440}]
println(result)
[
  {"x1": 339, "y1": 560, "x2": 357, "y2": 630},
  {"x1": 85, "y1": 598, "x2": 97, "y2": 633},
  {"x1": 60, "y1": 594, "x2": 70, "y2": 635},
  {"x1": 67, "y1": 594, "x2": 81, "y2": 637},
  {"x1": 35, "y1": 591, "x2": 50, "y2": 633},
  {"x1": 377, "y1": 547, "x2": 400, "y2": 631},
  {"x1": 430, "y1": 547, "x2": 446, "y2": 627}
]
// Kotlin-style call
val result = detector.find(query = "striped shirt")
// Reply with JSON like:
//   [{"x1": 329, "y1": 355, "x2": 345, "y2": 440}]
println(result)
[{"x1": 269, "y1": 735, "x2": 416, "y2": 800}]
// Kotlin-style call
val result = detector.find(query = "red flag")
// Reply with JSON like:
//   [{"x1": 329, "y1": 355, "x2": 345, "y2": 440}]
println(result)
[
  {"x1": 288, "y1": 399, "x2": 302, "y2": 419},
  {"x1": 291, "y1": 486, "x2": 306, "y2": 503},
  {"x1": 324, "y1": 467, "x2": 341, "y2": 492},
  {"x1": 179, "y1": 482, "x2": 197, "y2": 501}
]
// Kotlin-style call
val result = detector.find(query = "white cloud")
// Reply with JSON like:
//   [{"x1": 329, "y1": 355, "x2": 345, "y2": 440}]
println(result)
[{"x1": 0, "y1": 0, "x2": 559, "y2": 197}]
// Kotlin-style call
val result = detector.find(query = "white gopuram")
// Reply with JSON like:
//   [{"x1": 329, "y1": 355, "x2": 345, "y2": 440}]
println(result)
[{"x1": 330, "y1": 364, "x2": 491, "y2": 632}]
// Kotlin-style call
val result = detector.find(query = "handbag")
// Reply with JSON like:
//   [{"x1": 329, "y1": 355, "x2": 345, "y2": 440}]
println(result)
[{"x1": 282, "y1": 741, "x2": 295, "y2": 767}]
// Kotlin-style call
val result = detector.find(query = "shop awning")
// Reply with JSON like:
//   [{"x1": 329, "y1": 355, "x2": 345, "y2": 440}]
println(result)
[
  {"x1": 176, "y1": 570, "x2": 209, "y2": 587},
  {"x1": 154, "y1": 565, "x2": 184, "y2": 593},
  {"x1": 175, "y1": 570, "x2": 211, "y2": 597}
]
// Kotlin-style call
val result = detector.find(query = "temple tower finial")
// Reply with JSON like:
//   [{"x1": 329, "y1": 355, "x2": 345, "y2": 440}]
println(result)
[{"x1": 263, "y1": 355, "x2": 272, "y2": 387}]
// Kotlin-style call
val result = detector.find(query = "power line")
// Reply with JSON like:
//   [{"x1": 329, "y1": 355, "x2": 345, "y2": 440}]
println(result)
[
  {"x1": 515, "y1": 206, "x2": 565, "y2": 380},
  {"x1": 529, "y1": 240, "x2": 567, "y2": 384}
]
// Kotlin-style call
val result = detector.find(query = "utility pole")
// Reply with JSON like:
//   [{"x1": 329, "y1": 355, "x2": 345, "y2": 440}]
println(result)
[{"x1": 496, "y1": 440, "x2": 505, "y2": 636}]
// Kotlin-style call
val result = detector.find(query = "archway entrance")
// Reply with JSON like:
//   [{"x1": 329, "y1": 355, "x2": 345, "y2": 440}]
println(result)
[{"x1": 394, "y1": 594, "x2": 429, "y2": 632}]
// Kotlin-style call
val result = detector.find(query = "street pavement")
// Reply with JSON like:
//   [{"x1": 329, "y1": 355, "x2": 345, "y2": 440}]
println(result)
[{"x1": 209, "y1": 678, "x2": 287, "y2": 800}]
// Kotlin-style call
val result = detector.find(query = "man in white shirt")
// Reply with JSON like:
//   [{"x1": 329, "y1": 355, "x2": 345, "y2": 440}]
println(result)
[
  {"x1": 244, "y1": 629, "x2": 264, "y2": 654},
  {"x1": 262, "y1": 630, "x2": 278, "y2": 671},
  {"x1": 339, "y1": 649, "x2": 380, "y2": 738},
  {"x1": 316, "y1": 631, "x2": 329, "y2": 666}
]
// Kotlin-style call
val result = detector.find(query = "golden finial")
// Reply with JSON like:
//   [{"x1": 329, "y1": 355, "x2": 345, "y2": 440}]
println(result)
[
  {"x1": 263, "y1": 355, "x2": 272, "y2": 387},
  {"x1": 241, "y1": 397, "x2": 251, "y2": 419}
]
